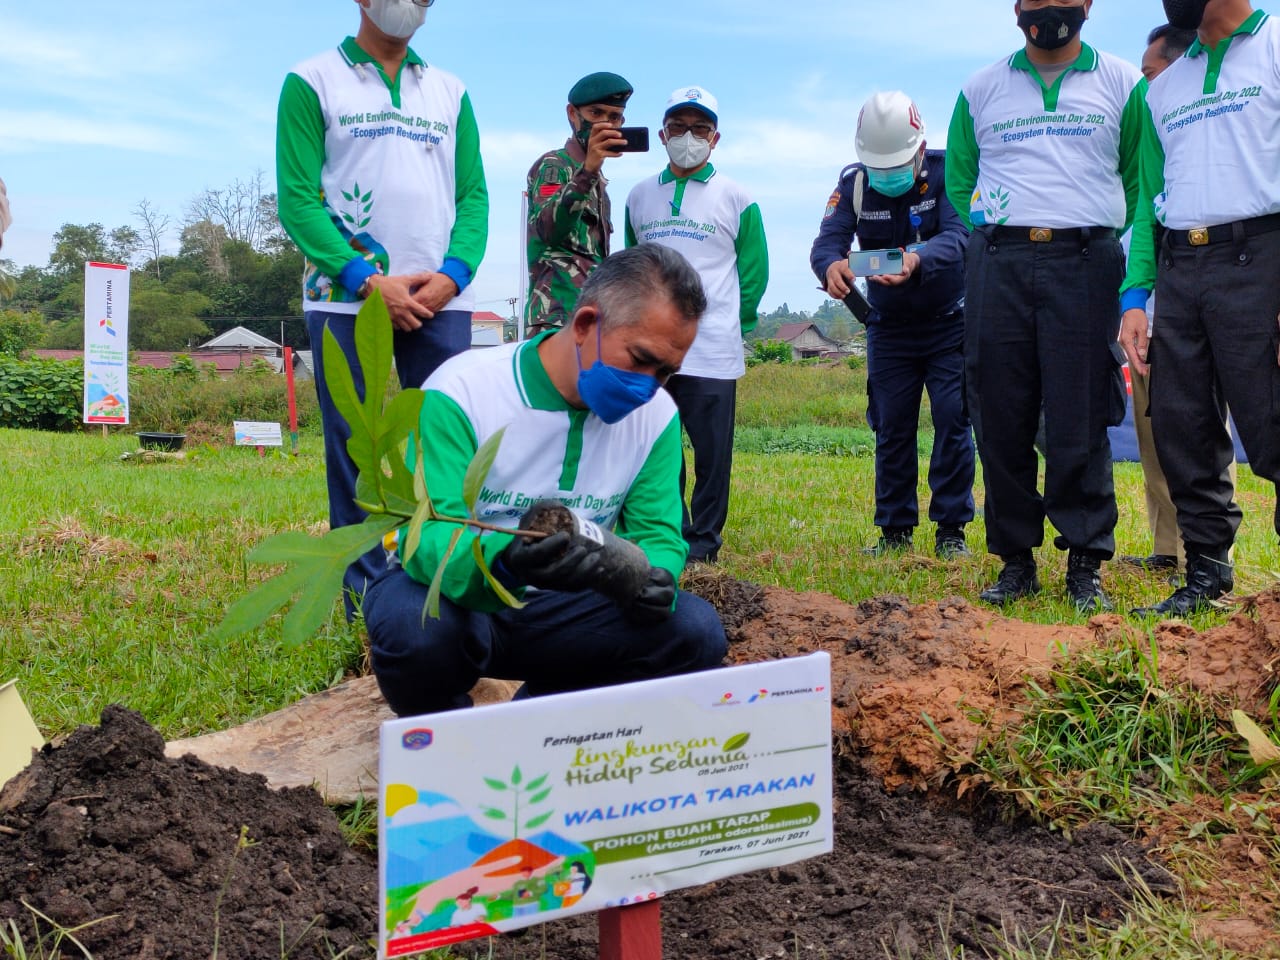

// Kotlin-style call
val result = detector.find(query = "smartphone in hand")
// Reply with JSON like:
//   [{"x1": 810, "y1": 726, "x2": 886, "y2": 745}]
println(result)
[
  {"x1": 617, "y1": 127, "x2": 650, "y2": 152},
  {"x1": 848, "y1": 248, "x2": 904, "y2": 276}
]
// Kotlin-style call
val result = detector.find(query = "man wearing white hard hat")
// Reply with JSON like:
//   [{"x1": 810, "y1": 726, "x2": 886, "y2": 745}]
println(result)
[
  {"x1": 624, "y1": 86, "x2": 769, "y2": 565},
  {"x1": 810, "y1": 92, "x2": 974, "y2": 561},
  {"x1": 946, "y1": 0, "x2": 1144, "y2": 613}
]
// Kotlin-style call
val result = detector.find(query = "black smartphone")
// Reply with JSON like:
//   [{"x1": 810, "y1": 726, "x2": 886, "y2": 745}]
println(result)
[
  {"x1": 842, "y1": 288, "x2": 872, "y2": 323},
  {"x1": 617, "y1": 127, "x2": 650, "y2": 152}
]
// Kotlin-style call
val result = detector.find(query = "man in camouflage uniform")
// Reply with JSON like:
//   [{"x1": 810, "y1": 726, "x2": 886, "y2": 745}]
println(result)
[{"x1": 525, "y1": 72, "x2": 633, "y2": 335}]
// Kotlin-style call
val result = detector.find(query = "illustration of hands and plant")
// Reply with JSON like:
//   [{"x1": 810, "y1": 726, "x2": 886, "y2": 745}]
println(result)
[{"x1": 213, "y1": 290, "x2": 525, "y2": 647}]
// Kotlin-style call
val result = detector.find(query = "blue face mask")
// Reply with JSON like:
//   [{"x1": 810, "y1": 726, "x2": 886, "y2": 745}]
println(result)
[
  {"x1": 867, "y1": 162, "x2": 918, "y2": 198},
  {"x1": 576, "y1": 323, "x2": 660, "y2": 424}
]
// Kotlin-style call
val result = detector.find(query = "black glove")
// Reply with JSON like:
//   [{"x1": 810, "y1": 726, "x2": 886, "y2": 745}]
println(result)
[
  {"x1": 501, "y1": 530, "x2": 603, "y2": 592},
  {"x1": 620, "y1": 567, "x2": 676, "y2": 625}
]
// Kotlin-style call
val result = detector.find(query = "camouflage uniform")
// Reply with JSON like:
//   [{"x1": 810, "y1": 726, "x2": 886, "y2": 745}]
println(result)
[{"x1": 525, "y1": 136, "x2": 612, "y2": 333}]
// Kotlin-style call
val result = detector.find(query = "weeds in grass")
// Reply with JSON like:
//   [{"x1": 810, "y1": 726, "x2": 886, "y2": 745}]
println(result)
[
  {"x1": 989, "y1": 869, "x2": 1243, "y2": 960},
  {"x1": 943, "y1": 634, "x2": 1238, "y2": 828},
  {"x1": 0, "y1": 899, "x2": 115, "y2": 959},
  {"x1": 336, "y1": 793, "x2": 378, "y2": 852}
]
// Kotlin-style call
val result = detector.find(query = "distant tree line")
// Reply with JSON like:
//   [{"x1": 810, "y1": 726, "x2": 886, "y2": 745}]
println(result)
[{"x1": 0, "y1": 170, "x2": 307, "y2": 355}]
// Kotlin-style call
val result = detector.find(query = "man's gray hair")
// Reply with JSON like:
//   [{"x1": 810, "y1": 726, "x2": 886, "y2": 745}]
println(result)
[{"x1": 580, "y1": 244, "x2": 707, "y2": 331}]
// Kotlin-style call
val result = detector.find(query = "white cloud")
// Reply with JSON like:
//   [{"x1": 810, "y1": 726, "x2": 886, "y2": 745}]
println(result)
[{"x1": 390, "y1": 797, "x2": 466, "y2": 827}]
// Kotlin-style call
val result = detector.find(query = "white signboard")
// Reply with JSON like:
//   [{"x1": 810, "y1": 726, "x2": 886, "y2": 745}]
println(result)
[
  {"x1": 233, "y1": 421, "x2": 283, "y2": 447},
  {"x1": 379, "y1": 653, "x2": 832, "y2": 957},
  {"x1": 83, "y1": 262, "x2": 130, "y2": 424}
]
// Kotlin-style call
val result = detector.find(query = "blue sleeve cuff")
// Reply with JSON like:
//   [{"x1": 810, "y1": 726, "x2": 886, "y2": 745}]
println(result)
[
  {"x1": 338, "y1": 256, "x2": 378, "y2": 294},
  {"x1": 1120, "y1": 287, "x2": 1150, "y2": 313},
  {"x1": 439, "y1": 256, "x2": 473, "y2": 294}
]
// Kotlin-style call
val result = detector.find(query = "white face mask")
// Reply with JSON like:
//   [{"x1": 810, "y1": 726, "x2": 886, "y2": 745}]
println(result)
[
  {"x1": 364, "y1": 0, "x2": 427, "y2": 39},
  {"x1": 664, "y1": 131, "x2": 712, "y2": 170}
]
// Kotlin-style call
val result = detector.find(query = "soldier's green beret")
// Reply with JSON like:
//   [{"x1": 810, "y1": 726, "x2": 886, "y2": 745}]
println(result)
[{"x1": 568, "y1": 72, "x2": 633, "y2": 108}]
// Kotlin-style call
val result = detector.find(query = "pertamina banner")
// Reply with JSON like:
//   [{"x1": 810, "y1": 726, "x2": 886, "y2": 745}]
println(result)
[
  {"x1": 379, "y1": 653, "x2": 833, "y2": 957},
  {"x1": 83, "y1": 262, "x2": 130, "y2": 424}
]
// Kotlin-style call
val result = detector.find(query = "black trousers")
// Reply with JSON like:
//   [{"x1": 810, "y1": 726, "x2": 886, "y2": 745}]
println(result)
[
  {"x1": 1150, "y1": 228, "x2": 1280, "y2": 549},
  {"x1": 866, "y1": 312, "x2": 975, "y2": 530},
  {"x1": 664, "y1": 374, "x2": 737, "y2": 562},
  {"x1": 964, "y1": 229, "x2": 1126, "y2": 558}
]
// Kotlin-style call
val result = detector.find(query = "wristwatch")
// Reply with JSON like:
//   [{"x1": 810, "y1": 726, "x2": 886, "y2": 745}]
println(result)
[{"x1": 357, "y1": 276, "x2": 374, "y2": 299}]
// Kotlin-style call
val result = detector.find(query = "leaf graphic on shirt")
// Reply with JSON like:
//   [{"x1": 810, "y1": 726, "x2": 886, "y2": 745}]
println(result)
[{"x1": 341, "y1": 189, "x2": 354, "y2": 202}]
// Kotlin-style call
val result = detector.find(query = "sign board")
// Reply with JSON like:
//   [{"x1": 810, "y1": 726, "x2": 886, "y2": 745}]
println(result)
[
  {"x1": 0, "y1": 679, "x2": 44, "y2": 790},
  {"x1": 379, "y1": 653, "x2": 832, "y2": 957},
  {"x1": 83, "y1": 262, "x2": 130, "y2": 424},
  {"x1": 233, "y1": 421, "x2": 283, "y2": 447}
]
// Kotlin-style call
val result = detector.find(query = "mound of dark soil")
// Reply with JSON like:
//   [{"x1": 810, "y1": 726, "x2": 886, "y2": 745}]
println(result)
[
  {"x1": 0, "y1": 706, "x2": 377, "y2": 959},
  {"x1": 1, "y1": 707, "x2": 1172, "y2": 960}
]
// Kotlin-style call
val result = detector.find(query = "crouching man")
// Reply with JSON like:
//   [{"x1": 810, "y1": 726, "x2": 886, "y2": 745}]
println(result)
[{"x1": 365, "y1": 244, "x2": 728, "y2": 716}]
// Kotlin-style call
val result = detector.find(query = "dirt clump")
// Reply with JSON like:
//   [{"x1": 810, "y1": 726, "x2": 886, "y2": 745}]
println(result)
[{"x1": 0, "y1": 706, "x2": 377, "y2": 959}]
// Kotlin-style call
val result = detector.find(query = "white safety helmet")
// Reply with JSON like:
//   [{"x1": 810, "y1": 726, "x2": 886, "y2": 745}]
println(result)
[{"x1": 855, "y1": 91, "x2": 926, "y2": 169}]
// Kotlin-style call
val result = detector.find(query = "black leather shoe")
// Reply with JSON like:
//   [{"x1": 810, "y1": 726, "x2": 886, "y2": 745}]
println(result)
[
  {"x1": 1132, "y1": 551, "x2": 1233, "y2": 618},
  {"x1": 1120, "y1": 553, "x2": 1178, "y2": 571},
  {"x1": 1065, "y1": 550, "x2": 1113, "y2": 613},
  {"x1": 979, "y1": 553, "x2": 1040, "y2": 605},
  {"x1": 863, "y1": 527, "x2": 913, "y2": 556},
  {"x1": 935, "y1": 526, "x2": 970, "y2": 559}
]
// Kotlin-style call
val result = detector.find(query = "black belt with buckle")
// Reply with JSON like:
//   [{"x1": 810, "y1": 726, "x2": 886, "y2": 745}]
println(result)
[
  {"x1": 1165, "y1": 212, "x2": 1280, "y2": 247},
  {"x1": 988, "y1": 225, "x2": 1107, "y2": 243}
]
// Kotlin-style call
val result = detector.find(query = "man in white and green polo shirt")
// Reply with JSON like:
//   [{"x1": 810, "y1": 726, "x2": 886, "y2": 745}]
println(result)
[
  {"x1": 1117, "y1": 0, "x2": 1280, "y2": 618},
  {"x1": 624, "y1": 86, "x2": 769, "y2": 564},
  {"x1": 946, "y1": 0, "x2": 1144, "y2": 613},
  {"x1": 363, "y1": 245, "x2": 727, "y2": 716},
  {"x1": 277, "y1": 0, "x2": 487, "y2": 616}
]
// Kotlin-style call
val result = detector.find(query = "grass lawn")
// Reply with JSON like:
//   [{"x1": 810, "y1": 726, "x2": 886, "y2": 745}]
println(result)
[{"x1": 1, "y1": 361, "x2": 1277, "y2": 738}]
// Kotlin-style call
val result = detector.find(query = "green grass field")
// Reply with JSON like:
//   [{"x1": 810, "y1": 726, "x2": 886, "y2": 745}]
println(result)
[{"x1": 1, "y1": 361, "x2": 1277, "y2": 738}]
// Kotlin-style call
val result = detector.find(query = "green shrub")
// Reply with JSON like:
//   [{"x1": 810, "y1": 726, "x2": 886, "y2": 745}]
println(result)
[
  {"x1": 0, "y1": 309, "x2": 47, "y2": 358},
  {"x1": 0, "y1": 357, "x2": 81, "y2": 430},
  {"x1": 129, "y1": 364, "x2": 320, "y2": 434},
  {"x1": 745, "y1": 339, "x2": 793, "y2": 366}
]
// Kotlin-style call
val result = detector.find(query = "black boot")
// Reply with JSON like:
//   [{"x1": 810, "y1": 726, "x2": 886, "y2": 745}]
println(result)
[
  {"x1": 1131, "y1": 547, "x2": 1233, "y2": 618},
  {"x1": 1065, "y1": 549, "x2": 1113, "y2": 613},
  {"x1": 935, "y1": 525, "x2": 970, "y2": 559},
  {"x1": 862, "y1": 526, "x2": 913, "y2": 556},
  {"x1": 979, "y1": 551, "x2": 1040, "y2": 605}
]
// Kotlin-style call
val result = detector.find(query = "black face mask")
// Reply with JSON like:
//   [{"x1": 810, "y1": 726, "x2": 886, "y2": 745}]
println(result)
[
  {"x1": 1163, "y1": 0, "x2": 1208, "y2": 30},
  {"x1": 1017, "y1": 5, "x2": 1088, "y2": 50}
]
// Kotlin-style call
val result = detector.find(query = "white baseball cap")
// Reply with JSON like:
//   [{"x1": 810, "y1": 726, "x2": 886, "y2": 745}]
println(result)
[{"x1": 664, "y1": 86, "x2": 719, "y2": 124}]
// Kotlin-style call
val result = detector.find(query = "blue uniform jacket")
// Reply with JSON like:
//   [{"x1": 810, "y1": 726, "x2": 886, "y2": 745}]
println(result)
[{"x1": 809, "y1": 150, "x2": 967, "y2": 323}]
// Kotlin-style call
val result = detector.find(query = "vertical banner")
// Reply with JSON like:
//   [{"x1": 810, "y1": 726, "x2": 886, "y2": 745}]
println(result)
[{"x1": 83, "y1": 262, "x2": 130, "y2": 424}]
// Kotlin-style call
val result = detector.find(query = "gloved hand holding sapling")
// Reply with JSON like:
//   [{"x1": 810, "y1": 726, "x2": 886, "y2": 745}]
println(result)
[{"x1": 501, "y1": 500, "x2": 653, "y2": 607}]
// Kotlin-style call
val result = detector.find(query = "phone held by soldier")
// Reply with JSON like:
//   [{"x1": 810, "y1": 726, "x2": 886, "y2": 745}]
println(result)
[
  {"x1": 617, "y1": 127, "x2": 650, "y2": 152},
  {"x1": 848, "y1": 248, "x2": 904, "y2": 276}
]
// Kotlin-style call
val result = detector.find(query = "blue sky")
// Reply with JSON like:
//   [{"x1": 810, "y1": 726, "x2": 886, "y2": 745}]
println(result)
[{"x1": 0, "y1": 1, "x2": 1168, "y2": 317}]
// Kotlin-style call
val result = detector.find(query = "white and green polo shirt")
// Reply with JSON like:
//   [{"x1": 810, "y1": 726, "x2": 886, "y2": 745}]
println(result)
[
  {"x1": 398, "y1": 334, "x2": 688, "y2": 611},
  {"x1": 623, "y1": 164, "x2": 768, "y2": 380},
  {"x1": 1121, "y1": 11, "x2": 1280, "y2": 309},
  {"x1": 946, "y1": 44, "x2": 1145, "y2": 231},
  {"x1": 277, "y1": 37, "x2": 488, "y2": 314}
]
